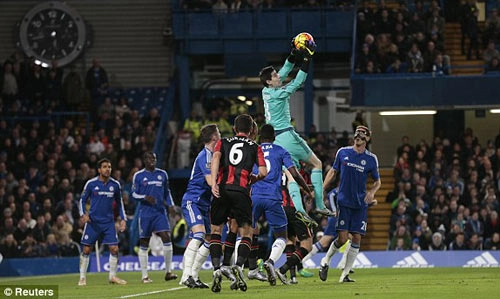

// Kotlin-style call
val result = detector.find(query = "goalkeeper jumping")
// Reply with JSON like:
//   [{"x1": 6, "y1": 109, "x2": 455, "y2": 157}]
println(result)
[{"x1": 258, "y1": 35, "x2": 333, "y2": 218}]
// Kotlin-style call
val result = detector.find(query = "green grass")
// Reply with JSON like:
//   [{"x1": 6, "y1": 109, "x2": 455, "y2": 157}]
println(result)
[{"x1": 1, "y1": 268, "x2": 500, "y2": 299}]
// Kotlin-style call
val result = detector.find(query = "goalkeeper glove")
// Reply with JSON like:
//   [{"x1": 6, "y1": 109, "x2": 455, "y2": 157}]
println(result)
[
  {"x1": 288, "y1": 40, "x2": 303, "y2": 64},
  {"x1": 300, "y1": 56, "x2": 311, "y2": 73}
]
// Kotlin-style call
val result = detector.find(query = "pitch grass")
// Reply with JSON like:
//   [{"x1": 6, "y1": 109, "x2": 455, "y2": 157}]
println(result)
[{"x1": 1, "y1": 268, "x2": 500, "y2": 299}]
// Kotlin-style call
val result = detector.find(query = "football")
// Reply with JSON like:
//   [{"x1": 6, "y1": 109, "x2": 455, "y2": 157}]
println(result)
[{"x1": 293, "y1": 32, "x2": 315, "y2": 54}]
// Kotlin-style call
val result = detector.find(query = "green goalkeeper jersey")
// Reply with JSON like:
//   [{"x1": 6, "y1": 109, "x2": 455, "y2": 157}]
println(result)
[{"x1": 262, "y1": 59, "x2": 308, "y2": 131}]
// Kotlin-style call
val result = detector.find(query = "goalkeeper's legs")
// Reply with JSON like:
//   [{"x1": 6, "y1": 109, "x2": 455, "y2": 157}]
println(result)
[
  {"x1": 306, "y1": 153, "x2": 333, "y2": 216},
  {"x1": 288, "y1": 180, "x2": 306, "y2": 214}
]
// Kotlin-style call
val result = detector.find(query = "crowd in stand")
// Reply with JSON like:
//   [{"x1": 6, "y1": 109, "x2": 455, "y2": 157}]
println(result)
[
  {"x1": 387, "y1": 130, "x2": 500, "y2": 250},
  {"x1": 0, "y1": 52, "x2": 167, "y2": 258},
  {"x1": 355, "y1": 0, "x2": 451, "y2": 74}
]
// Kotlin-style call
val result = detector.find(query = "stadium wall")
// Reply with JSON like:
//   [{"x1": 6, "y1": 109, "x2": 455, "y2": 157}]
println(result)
[{"x1": 1, "y1": 251, "x2": 498, "y2": 277}]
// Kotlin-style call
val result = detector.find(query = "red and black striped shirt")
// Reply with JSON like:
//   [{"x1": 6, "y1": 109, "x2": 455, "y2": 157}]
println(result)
[
  {"x1": 214, "y1": 134, "x2": 265, "y2": 193},
  {"x1": 281, "y1": 171, "x2": 294, "y2": 208}
]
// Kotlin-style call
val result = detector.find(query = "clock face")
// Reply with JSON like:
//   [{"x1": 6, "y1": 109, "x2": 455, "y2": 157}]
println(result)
[{"x1": 18, "y1": 1, "x2": 87, "y2": 67}]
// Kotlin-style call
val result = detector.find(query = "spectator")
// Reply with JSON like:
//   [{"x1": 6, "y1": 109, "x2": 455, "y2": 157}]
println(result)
[
  {"x1": 466, "y1": 9, "x2": 480, "y2": 60},
  {"x1": 1, "y1": 62, "x2": 18, "y2": 102},
  {"x1": 466, "y1": 232, "x2": 482, "y2": 250},
  {"x1": 51, "y1": 215, "x2": 73, "y2": 244},
  {"x1": 14, "y1": 218, "x2": 31, "y2": 242},
  {"x1": 44, "y1": 233, "x2": 60, "y2": 257},
  {"x1": 423, "y1": 41, "x2": 440, "y2": 72},
  {"x1": 483, "y1": 8, "x2": 500, "y2": 48},
  {"x1": 59, "y1": 231, "x2": 79, "y2": 256},
  {"x1": 408, "y1": 12, "x2": 426, "y2": 36},
  {"x1": 426, "y1": 8, "x2": 445, "y2": 37},
  {"x1": 386, "y1": 58, "x2": 407, "y2": 73},
  {"x1": 25, "y1": 64, "x2": 45, "y2": 103},
  {"x1": 448, "y1": 232, "x2": 467, "y2": 250},
  {"x1": 87, "y1": 135, "x2": 105, "y2": 156},
  {"x1": 20, "y1": 233, "x2": 40, "y2": 257},
  {"x1": 85, "y1": 58, "x2": 109, "y2": 110},
  {"x1": 183, "y1": 109, "x2": 203, "y2": 143},
  {"x1": 357, "y1": 12, "x2": 372, "y2": 46},
  {"x1": 0, "y1": 233, "x2": 19, "y2": 258},
  {"x1": 32, "y1": 214, "x2": 52, "y2": 244},
  {"x1": 429, "y1": 232, "x2": 447, "y2": 250},
  {"x1": 229, "y1": 0, "x2": 250, "y2": 13},
  {"x1": 484, "y1": 232, "x2": 500, "y2": 250},
  {"x1": 464, "y1": 211, "x2": 483, "y2": 240},
  {"x1": 212, "y1": 0, "x2": 228, "y2": 14},
  {"x1": 485, "y1": 57, "x2": 500, "y2": 74},
  {"x1": 355, "y1": 43, "x2": 377, "y2": 74},
  {"x1": 407, "y1": 43, "x2": 424, "y2": 73},
  {"x1": 389, "y1": 225, "x2": 412, "y2": 250},
  {"x1": 62, "y1": 66, "x2": 84, "y2": 110},
  {"x1": 483, "y1": 40, "x2": 499, "y2": 66},
  {"x1": 375, "y1": 9, "x2": 393, "y2": 35}
]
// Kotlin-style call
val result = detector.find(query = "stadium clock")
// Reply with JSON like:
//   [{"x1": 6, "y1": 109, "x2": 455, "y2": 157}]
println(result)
[{"x1": 16, "y1": 1, "x2": 89, "y2": 67}]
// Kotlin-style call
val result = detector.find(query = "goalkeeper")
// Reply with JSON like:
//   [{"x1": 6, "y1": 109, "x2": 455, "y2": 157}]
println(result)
[{"x1": 259, "y1": 36, "x2": 333, "y2": 217}]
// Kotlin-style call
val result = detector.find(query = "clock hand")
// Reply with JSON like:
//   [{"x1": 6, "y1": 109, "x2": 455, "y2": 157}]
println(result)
[{"x1": 31, "y1": 34, "x2": 45, "y2": 41}]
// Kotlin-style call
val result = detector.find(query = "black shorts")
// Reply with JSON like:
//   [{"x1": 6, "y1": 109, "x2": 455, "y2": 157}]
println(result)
[
  {"x1": 284, "y1": 206, "x2": 312, "y2": 241},
  {"x1": 211, "y1": 186, "x2": 252, "y2": 227}
]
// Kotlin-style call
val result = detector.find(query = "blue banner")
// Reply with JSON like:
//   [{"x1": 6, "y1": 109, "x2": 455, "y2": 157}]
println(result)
[
  {"x1": 87, "y1": 251, "x2": 500, "y2": 273},
  {"x1": 2, "y1": 251, "x2": 499, "y2": 276}
]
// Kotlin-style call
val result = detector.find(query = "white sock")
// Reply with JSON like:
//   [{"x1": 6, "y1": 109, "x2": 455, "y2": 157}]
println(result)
[
  {"x1": 109, "y1": 254, "x2": 118, "y2": 279},
  {"x1": 79, "y1": 254, "x2": 89, "y2": 279},
  {"x1": 163, "y1": 242, "x2": 173, "y2": 274},
  {"x1": 138, "y1": 247, "x2": 149, "y2": 279},
  {"x1": 192, "y1": 242, "x2": 210, "y2": 280},
  {"x1": 302, "y1": 244, "x2": 319, "y2": 263},
  {"x1": 230, "y1": 238, "x2": 241, "y2": 266},
  {"x1": 341, "y1": 244, "x2": 359, "y2": 279},
  {"x1": 181, "y1": 238, "x2": 202, "y2": 281},
  {"x1": 268, "y1": 237, "x2": 287, "y2": 263},
  {"x1": 338, "y1": 241, "x2": 351, "y2": 269},
  {"x1": 321, "y1": 240, "x2": 340, "y2": 266}
]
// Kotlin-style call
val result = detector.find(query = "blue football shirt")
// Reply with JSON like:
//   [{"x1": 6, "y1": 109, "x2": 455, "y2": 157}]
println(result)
[
  {"x1": 333, "y1": 146, "x2": 380, "y2": 209},
  {"x1": 79, "y1": 176, "x2": 126, "y2": 223},
  {"x1": 131, "y1": 168, "x2": 174, "y2": 216},
  {"x1": 252, "y1": 142, "x2": 295, "y2": 201},
  {"x1": 182, "y1": 147, "x2": 213, "y2": 209}
]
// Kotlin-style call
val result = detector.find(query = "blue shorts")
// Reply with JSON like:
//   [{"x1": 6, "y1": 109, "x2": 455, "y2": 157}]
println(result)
[
  {"x1": 138, "y1": 211, "x2": 171, "y2": 238},
  {"x1": 81, "y1": 221, "x2": 118, "y2": 246},
  {"x1": 274, "y1": 130, "x2": 312, "y2": 167},
  {"x1": 323, "y1": 216, "x2": 338, "y2": 237},
  {"x1": 182, "y1": 200, "x2": 211, "y2": 234},
  {"x1": 252, "y1": 196, "x2": 287, "y2": 231},
  {"x1": 336, "y1": 206, "x2": 368, "y2": 236}
]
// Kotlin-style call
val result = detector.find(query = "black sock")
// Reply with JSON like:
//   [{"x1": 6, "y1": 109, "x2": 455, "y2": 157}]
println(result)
[
  {"x1": 281, "y1": 247, "x2": 309, "y2": 274},
  {"x1": 236, "y1": 237, "x2": 252, "y2": 267},
  {"x1": 210, "y1": 234, "x2": 222, "y2": 270},
  {"x1": 222, "y1": 231, "x2": 237, "y2": 266},
  {"x1": 248, "y1": 234, "x2": 259, "y2": 270}
]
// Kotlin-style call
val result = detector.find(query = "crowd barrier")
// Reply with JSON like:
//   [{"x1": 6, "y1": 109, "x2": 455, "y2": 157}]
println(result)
[{"x1": 1, "y1": 251, "x2": 498, "y2": 277}]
